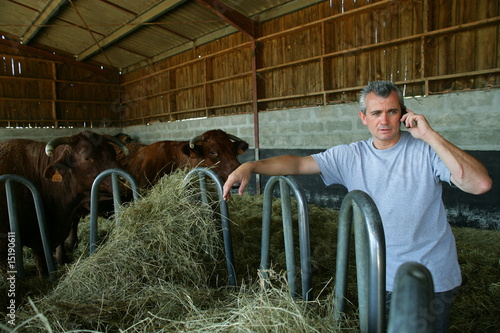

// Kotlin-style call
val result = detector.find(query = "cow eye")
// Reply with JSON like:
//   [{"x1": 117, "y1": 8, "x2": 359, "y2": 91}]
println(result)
[{"x1": 210, "y1": 151, "x2": 216, "y2": 156}]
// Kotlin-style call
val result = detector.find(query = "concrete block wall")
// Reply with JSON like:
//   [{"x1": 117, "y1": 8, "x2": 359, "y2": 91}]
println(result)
[
  {"x1": 118, "y1": 88, "x2": 500, "y2": 152},
  {"x1": 2, "y1": 89, "x2": 498, "y2": 151}
]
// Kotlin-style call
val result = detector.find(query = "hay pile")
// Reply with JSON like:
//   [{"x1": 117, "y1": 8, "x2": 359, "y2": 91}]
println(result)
[
  {"x1": 2, "y1": 171, "x2": 353, "y2": 332},
  {"x1": 0, "y1": 169, "x2": 498, "y2": 332}
]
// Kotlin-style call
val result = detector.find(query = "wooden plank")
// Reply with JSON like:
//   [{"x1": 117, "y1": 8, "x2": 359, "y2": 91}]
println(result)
[
  {"x1": 476, "y1": 0, "x2": 498, "y2": 87},
  {"x1": 455, "y1": 0, "x2": 476, "y2": 89},
  {"x1": 356, "y1": 0, "x2": 370, "y2": 86}
]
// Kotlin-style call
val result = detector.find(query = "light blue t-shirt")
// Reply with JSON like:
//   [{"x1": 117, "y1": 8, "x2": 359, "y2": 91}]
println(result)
[{"x1": 312, "y1": 131, "x2": 461, "y2": 292}]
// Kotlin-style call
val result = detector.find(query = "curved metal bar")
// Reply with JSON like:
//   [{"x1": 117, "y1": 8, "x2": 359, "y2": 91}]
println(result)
[
  {"x1": 0, "y1": 174, "x2": 56, "y2": 281},
  {"x1": 387, "y1": 262, "x2": 436, "y2": 333},
  {"x1": 184, "y1": 167, "x2": 236, "y2": 287},
  {"x1": 334, "y1": 190, "x2": 386, "y2": 333},
  {"x1": 260, "y1": 175, "x2": 312, "y2": 301},
  {"x1": 89, "y1": 169, "x2": 139, "y2": 253}
]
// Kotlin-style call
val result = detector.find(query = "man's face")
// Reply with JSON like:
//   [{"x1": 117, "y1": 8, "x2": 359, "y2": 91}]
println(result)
[{"x1": 359, "y1": 90, "x2": 403, "y2": 150}]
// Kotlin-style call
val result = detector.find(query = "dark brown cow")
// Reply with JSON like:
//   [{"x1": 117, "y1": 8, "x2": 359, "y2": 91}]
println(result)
[
  {"x1": 0, "y1": 131, "x2": 128, "y2": 277},
  {"x1": 116, "y1": 129, "x2": 249, "y2": 189}
]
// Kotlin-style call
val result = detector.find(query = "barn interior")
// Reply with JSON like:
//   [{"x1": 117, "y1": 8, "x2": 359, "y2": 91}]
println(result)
[{"x1": 0, "y1": 0, "x2": 499, "y2": 332}]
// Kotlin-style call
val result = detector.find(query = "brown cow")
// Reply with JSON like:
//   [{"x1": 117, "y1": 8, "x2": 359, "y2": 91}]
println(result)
[
  {"x1": 0, "y1": 131, "x2": 128, "y2": 277},
  {"x1": 116, "y1": 129, "x2": 249, "y2": 189}
]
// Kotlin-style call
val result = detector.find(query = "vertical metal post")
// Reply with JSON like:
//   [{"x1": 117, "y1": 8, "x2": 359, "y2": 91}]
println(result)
[
  {"x1": 387, "y1": 262, "x2": 436, "y2": 333},
  {"x1": 0, "y1": 174, "x2": 56, "y2": 281},
  {"x1": 198, "y1": 170, "x2": 209, "y2": 205},
  {"x1": 260, "y1": 175, "x2": 312, "y2": 301},
  {"x1": 334, "y1": 190, "x2": 386, "y2": 333},
  {"x1": 5, "y1": 179, "x2": 24, "y2": 278},
  {"x1": 185, "y1": 168, "x2": 236, "y2": 287},
  {"x1": 90, "y1": 169, "x2": 139, "y2": 253}
]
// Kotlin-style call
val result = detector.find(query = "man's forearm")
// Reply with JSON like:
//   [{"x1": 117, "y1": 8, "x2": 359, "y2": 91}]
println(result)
[
  {"x1": 248, "y1": 155, "x2": 320, "y2": 176},
  {"x1": 424, "y1": 131, "x2": 492, "y2": 194}
]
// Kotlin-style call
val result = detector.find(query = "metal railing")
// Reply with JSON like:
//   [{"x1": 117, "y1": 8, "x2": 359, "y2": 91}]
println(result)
[
  {"x1": 334, "y1": 190, "x2": 386, "y2": 333},
  {"x1": 0, "y1": 174, "x2": 56, "y2": 281},
  {"x1": 89, "y1": 169, "x2": 139, "y2": 253},
  {"x1": 184, "y1": 167, "x2": 236, "y2": 287},
  {"x1": 259, "y1": 175, "x2": 312, "y2": 301},
  {"x1": 387, "y1": 262, "x2": 436, "y2": 333}
]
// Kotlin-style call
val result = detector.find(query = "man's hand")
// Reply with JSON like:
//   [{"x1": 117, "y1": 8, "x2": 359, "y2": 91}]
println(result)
[
  {"x1": 401, "y1": 108, "x2": 434, "y2": 141},
  {"x1": 222, "y1": 162, "x2": 254, "y2": 201}
]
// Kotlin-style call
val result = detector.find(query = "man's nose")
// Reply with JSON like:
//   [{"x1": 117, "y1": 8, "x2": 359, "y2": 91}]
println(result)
[{"x1": 380, "y1": 113, "x2": 389, "y2": 123}]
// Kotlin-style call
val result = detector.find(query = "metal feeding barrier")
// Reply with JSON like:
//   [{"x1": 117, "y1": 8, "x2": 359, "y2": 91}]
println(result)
[
  {"x1": 387, "y1": 262, "x2": 436, "y2": 333},
  {"x1": 334, "y1": 190, "x2": 386, "y2": 333},
  {"x1": 260, "y1": 175, "x2": 313, "y2": 301},
  {"x1": 89, "y1": 169, "x2": 139, "y2": 253},
  {"x1": 184, "y1": 167, "x2": 236, "y2": 287},
  {"x1": 0, "y1": 174, "x2": 56, "y2": 281}
]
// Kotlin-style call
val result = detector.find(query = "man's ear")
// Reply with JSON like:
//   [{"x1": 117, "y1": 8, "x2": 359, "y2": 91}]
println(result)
[{"x1": 359, "y1": 111, "x2": 368, "y2": 125}]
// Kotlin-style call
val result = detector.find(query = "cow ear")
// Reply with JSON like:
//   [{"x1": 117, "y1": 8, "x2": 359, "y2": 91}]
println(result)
[
  {"x1": 236, "y1": 141, "x2": 249, "y2": 155},
  {"x1": 181, "y1": 143, "x2": 200, "y2": 158},
  {"x1": 44, "y1": 156, "x2": 69, "y2": 180}
]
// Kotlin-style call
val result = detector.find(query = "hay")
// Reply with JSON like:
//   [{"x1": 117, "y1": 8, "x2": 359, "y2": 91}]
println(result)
[{"x1": 0, "y1": 169, "x2": 498, "y2": 332}]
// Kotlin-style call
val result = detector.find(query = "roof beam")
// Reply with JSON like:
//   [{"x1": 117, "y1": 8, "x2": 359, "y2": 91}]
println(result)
[
  {"x1": 21, "y1": 0, "x2": 68, "y2": 44},
  {"x1": 77, "y1": 0, "x2": 186, "y2": 61},
  {"x1": 194, "y1": 0, "x2": 258, "y2": 39}
]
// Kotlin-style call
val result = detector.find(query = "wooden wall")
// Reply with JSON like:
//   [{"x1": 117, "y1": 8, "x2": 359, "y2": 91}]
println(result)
[
  {"x1": 120, "y1": 0, "x2": 500, "y2": 126},
  {"x1": 1, "y1": 0, "x2": 499, "y2": 127},
  {"x1": 0, "y1": 42, "x2": 120, "y2": 128}
]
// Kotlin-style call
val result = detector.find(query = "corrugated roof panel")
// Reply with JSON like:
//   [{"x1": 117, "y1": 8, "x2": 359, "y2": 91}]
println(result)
[
  {"x1": 52, "y1": 0, "x2": 136, "y2": 37},
  {"x1": 105, "y1": 0, "x2": 164, "y2": 16},
  {"x1": 225, "y1": 0, "x2": 292, "y2": 17},
  {"x1": 33, "y1": 23, "x2": 95, "y2": 55},
  {"x1": 116, "y1": 26, "x2": 189, "y2": 58},
  {"x1": 155, "y1": 1, "x2": 227, "y2": 40},
  {"x1": 0, "y1": 0, "x2": 49, "y2": 37},
  {"x1": 89, "y1": 45, "x2": 147, "y2": 69}
]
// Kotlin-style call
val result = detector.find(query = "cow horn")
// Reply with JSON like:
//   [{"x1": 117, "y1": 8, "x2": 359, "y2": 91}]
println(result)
[
  {"x1": 227, "y1": 134, "x2": 244, "y2": 142},
  {"x1": 45, "y1": 137, "x2": 72, "y2": 156},
  {"x1": 189, "y1": 135, "x2": 203, "y2": 149},
  {"x1": 103, "y1": 135, "x2": 130, "y2": 156}
]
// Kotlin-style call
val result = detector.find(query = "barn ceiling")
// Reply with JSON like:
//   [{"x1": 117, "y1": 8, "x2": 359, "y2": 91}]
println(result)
[{"x1": 0, "y1": 0, "x2": 323, "y2": 73}]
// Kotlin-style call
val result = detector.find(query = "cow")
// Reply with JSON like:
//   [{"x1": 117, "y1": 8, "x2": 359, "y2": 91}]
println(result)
[
  {"x1": 0, "y1": 131, "x2": 129, "y2": 277},
  {"x1": 115, "y1": 129, "x2": 249, "y2": 189}
]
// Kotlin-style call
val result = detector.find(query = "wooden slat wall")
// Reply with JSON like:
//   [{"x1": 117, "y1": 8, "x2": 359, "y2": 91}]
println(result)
[
  {"x1": 0, "y1": 45, "x2": 120, "y2": 128},
  {"x1": 1, "y1": 0, "x2": 499, "y2": 127},
  {"x1": 120, "y1": 0, "x2": 499, "y2": 125}
]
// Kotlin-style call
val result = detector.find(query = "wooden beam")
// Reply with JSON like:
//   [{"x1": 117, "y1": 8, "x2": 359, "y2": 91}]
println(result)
[
  {"x1": 194, "y1": 0, "x2": 258, "y2": 39},
  {"x1": 21, "y1": 0, "x2": 67, "y2": 44},
  {"x1": 77, "y1": 0, "x2": 187, "y2": 61}
]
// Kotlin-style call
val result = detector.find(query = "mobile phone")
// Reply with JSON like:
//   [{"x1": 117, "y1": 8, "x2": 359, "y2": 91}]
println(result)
[{"x1": 401, "y1": 106, "x2": 409, "y2": 127}]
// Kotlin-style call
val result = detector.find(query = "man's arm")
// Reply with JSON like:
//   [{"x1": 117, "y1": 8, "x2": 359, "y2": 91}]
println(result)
[
  {"x1": 222, "y1": 155, "x2": 320, "y2": 200},
  {"x1": 402, "y1": 111, "x2": 492, "y2": 195}
]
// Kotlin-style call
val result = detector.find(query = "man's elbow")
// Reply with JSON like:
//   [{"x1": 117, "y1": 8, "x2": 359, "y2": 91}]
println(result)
[
  {"x1": 452, "y1": 173, "x2": 492, "y2": 195},
  {"x1": 474, "y1": 176, "x2": 493, "y2": 195},
  {"x1": 465, "y1": 176, "x2": 493, "y2": 195}
]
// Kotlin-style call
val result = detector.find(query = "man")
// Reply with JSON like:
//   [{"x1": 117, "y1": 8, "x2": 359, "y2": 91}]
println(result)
[{"x1": 222, "y1": 81, "x2": 492, "y2": 332}]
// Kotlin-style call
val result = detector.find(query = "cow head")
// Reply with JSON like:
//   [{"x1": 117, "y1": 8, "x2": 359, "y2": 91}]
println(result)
[
  {"x1": 182, "y1": 129, "x2": 249, "y2": 182},
  {"x1": 43, "y1": 131, "x2": 129, "y2": 194}
]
